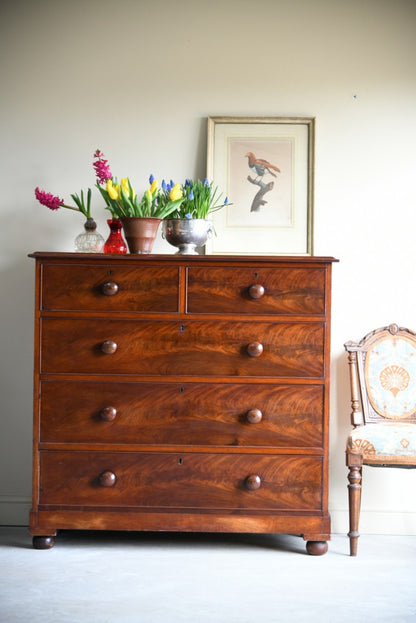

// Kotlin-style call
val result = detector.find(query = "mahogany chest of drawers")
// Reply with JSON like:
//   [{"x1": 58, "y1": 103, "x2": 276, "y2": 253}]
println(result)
[{"x1": 29, "y1": 252, "x2": 336, "y2": 554}]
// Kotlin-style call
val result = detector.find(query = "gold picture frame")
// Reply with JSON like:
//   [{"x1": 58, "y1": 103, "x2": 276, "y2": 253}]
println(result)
[{"x1": 206, "y1": 116, "x2": 314, "y2": 255}]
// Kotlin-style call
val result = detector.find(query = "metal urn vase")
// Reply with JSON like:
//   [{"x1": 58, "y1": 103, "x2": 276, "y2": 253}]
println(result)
[{"x1": 162, "y1": 219, "x2": 213, "y2": 255}]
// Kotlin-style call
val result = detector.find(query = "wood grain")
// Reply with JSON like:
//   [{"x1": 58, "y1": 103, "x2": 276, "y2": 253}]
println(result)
[
  {"x1": 39, "y1": 451, "x2": 323, "y2": 511},
  {"x1": 187, "y1": 266, "x2": 325, "y2": 315},
  {"x1": 41, "y1": 263, "x2": 180, "y2": 312},
  {"x1": 41, "y1": 319, "x2": 325, "y2": 377},
  {"x1": 40, "y1": 381, "x2": 324, "y2": 448}
]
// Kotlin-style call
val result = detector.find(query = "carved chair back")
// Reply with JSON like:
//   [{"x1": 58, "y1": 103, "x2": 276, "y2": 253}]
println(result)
[{"x1": 345, "y1": 323, "x2": 416, "y2": 426}]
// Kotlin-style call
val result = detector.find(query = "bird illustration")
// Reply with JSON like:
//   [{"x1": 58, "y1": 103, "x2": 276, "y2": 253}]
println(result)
[{"x1": 245, "y1": 152, "x2": 280, "y2": 180}]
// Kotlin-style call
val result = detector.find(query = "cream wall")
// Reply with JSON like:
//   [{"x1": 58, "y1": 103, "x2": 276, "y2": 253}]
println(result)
[{"x1": 1, "y1": 0, "x2": 415, "y2": 534}]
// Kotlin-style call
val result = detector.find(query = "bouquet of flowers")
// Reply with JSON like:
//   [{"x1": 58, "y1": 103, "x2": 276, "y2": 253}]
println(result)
[
  {"x1": 171, "y1": 178, "x2": 230, "y2": 220},
  {"x1": 93, "y1": 150, "x2": 184, "y2": 219}
]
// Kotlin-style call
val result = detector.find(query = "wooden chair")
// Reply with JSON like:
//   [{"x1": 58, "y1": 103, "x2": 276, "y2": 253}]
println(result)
[{"x1": 344, "y1": 323, "x2": 416, "y2": 555}]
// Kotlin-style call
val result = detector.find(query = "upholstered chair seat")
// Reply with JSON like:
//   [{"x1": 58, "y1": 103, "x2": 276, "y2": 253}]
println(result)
[{"x1": 347, "y1": 422, "x2": 416, "y2": 465}]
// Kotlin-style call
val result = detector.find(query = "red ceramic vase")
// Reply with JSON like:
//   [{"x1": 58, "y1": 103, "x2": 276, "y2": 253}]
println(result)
[{"x1": 103, "y1": 218, "x2": 127, "y2": 254}]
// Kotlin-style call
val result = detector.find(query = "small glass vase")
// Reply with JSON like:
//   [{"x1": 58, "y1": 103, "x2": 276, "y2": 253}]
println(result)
[
  {"x1": 103, "y1": 218, "x2": 127, "y2": 254},
  {"x1": 74, "y1": 218, "x2": 104, "y2": 253}
]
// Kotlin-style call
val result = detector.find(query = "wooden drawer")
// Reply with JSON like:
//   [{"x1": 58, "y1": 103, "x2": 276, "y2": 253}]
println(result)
[
  {"x1": 40, "y1": 263, "x2": 180, "y2": 312},
  {"x1": 41, "y1": 319, "x2": 324, "y2": 378},
  {"x1": 39, "y1": 451, "x2": 323, "y2": 511},
  {"x1": 40, "y1": 381, "x2": 324, "y2": 448},
  {"x1": 187, "y1": 266, "x2": 326, "y2": 315}
]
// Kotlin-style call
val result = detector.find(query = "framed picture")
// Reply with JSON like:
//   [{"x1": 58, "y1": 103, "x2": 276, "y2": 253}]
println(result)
[{"x1": 206, "y1": 116, "x2": 314, "y2": 255}]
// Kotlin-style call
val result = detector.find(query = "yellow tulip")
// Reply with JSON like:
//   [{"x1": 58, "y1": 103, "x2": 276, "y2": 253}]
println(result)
[
  {"x1": 150, "y1": 179, "x2": 158, "y2": 194},
  {"x1": 145, "y1": 188, "x2": 152, "y2": 203},
  {"x1": 121, "y1": 178, "x2": 130, "y2": 196},
  {"x1": 120, "y1": 177, "x2": 136, "y2": 200},
  {"x1": 106, "y1": 179, "x2": 120, "y2": 200},
  {"x1": 169, "y1": 183, "x2": 182, "y2": 201}
]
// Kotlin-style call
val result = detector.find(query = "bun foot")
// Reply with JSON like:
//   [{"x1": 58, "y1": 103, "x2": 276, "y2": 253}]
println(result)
[
  {"x1": 33, "y1": 535, "x2": 56, "y2": 549},
  {"x1": 306, "y1": 540, "x2": 328, "y2": 556}
]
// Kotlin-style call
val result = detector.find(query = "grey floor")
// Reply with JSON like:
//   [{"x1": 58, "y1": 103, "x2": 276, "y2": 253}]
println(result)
[{"x1": 1, "y1": 527, "x2": 415, "y2": 623}]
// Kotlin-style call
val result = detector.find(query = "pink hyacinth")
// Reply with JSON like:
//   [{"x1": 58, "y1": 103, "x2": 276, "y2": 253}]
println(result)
[
  {"x1": 35, "y1": 187, "x2": 63, "y2": 211},
  {"x1": 93, "y1": 149, "x2": 112, "y2": 185}
]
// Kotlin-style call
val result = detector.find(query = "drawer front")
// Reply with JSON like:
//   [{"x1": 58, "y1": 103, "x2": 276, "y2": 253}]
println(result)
[
  {"x1": 40, "y1": 263, "x2": 180, "y2": 312},
  {"x1": 41, "y1": 319, "x2": 324, "y2": 378},
  {"x1": 187, "y1": 267, "x2": 326, "y2": 315},
  {"x1": 40, "y1": 381, "x2": 324, "y2": 448},
  {"x1": 39, "y1": 451, "x2": 323, "y2": 511}
]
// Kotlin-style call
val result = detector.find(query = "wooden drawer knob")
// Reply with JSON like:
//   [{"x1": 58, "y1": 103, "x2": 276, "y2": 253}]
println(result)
[
  {"x1": 248, "y1": 284, "x2": 265, "y2": 299},
  {"x1": 101, "y1": 281, "x2": 119, "y2": 296},
  {"x1": 100, "y1": 406, "x2": 117, "y2": 421},
  {"x1": 246, "y1": 408, "x2": 263, "y2": 424},
  {"x1": 246, "y1": 342, "x2": 263, "y2": 357},
  {"x1": 245, "y1": 474, "x2": 262, "y2": 490},
  {"x1": 98, "y1": 471, "x2": 117, "y2": 487},
  {"x1": 101, "y1": 340, "x2": 118, "y2": 354}
]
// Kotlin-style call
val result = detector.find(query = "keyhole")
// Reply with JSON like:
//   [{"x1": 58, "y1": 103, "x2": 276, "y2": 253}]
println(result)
[
  {"x1": 254, "y1": 272, "x2": 258, "y2": 279},
  {"x1": 180, "y1": 324, "x2": 186, "y2": 332},
  {"x1": 179, "y1": 387, "x2": 185, "y2": 393},
  {"x1": 178, "y1": 457, "x2": 183, "y2": 465},
  {"x1": 108, "y1": 270, "x2": 113, "y2": 276}
]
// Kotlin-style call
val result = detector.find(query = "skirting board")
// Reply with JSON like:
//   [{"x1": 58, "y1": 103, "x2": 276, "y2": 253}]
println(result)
[
  {"x1": 0, "y1": 497, "x2": 31, "y2": 526},
  {"x1": 331, "y1": 509, "x2": 416, "y2": 536},
  {"x1": 1, "y1": 498, "x2": 416, "y2": 535}
]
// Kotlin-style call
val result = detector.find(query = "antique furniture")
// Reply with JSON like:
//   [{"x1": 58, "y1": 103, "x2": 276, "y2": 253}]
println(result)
[
  {"x1": 29, "y1": 252, "x2": 336, "y2": 554},
  {"x1": 345, "y1": 324, "x2": 416, "y2": 556}
]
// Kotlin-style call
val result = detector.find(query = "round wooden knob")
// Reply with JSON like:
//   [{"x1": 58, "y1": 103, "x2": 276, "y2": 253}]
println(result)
[
  {"x1": 248, "y1": 284, "x2": 265, "y2": 299},
  {"x1": 101, "y1": 281, "x2": 119, "y2": 296},
  {"x1": 246, "y1": 408, "x2": 263, "y2": 424},
  {"x1": 246, "y1": 342, "x2": 263, "y2": 357},
  {"x1": 245, "y1": 474, "x2": 262, "y2": 490},
  {"x1": 100, "y1": 406, "x2": 117, "y2": 422},
  {"x1": 101, "y1": 340, "x2": 117, "y2": 354},
  {"x1": 98, "y1": 471, "x2": 117, "y2": 487}
]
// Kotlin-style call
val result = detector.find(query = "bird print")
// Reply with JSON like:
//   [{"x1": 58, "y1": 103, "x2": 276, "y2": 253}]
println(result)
[{"x1": 245, "y1": 152, "x2": 281, "y2": 180}]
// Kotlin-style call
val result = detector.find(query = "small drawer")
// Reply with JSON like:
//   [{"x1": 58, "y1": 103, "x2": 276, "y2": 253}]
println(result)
[
  {"x1": 39, "y1": 451, "x2": 323, "y2": 511},
  {"x1": 40, "y1": 263, "x2": 180, "y2": 312},
  {"x1": 41, "y1": 319, "x2": 325, "y2": 378},
  {"x1": 187, "y1": 266, "x2": 326, "y2": 315},
  {"x1": 39, "y1": 381, "x2": 324, "y2": 448}
]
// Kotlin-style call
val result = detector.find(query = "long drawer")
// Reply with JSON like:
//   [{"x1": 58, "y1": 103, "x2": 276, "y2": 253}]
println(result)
[
  {"x1": 41, "y1": 319, "x2": 325, "y2": 377},
  {"x1": 39, "y1": 381, "x2": 324, "y2": 448},
  {"x1": 39, "y1": 451, "x2": 323, "y2": 511},
  {"x1": 40, "y1": 263, "x2": 180, "y2": 312},
  {"x1": 187, "y1": 266, "x2": 326, "y2": 315}
]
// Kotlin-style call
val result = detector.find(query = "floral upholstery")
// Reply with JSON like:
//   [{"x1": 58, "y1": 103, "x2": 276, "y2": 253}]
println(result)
[
  {"x1": 365, "y1": 334, "x2": 416, "y2": 419},
  {"x1": 347, "y1": 422, "x2": 416, "y2": 465}
]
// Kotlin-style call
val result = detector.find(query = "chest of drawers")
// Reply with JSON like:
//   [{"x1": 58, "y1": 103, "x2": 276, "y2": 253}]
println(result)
[{"x1": 29, "y1": 252, "x2": 336, "y2": 554}]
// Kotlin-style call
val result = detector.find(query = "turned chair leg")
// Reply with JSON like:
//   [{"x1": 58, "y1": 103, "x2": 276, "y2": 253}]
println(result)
[{"x1": 347, "y1": 459, "x2": 362, "y2": 556}]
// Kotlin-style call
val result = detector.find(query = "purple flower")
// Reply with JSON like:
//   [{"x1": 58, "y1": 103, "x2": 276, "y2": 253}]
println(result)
[
  {"x1": 204, "y1": 178, "x2": 209, "y2": 186},
  {"x1": 162, "y1": 179, "x2": 167, "y2": 191},
  {"x1": 149, "y1": 174, "x2": 155, "y2": 185},
  {"x1": 185, "y1": 213, "x2": 192, "y2": 219},
  {"x1": 224, "y1": 197, "x2": 229, "y2": 205},
  {"x1": 188, "y1": 189, "x2": 194, "y2": 200},
  {"x1": 93, "y1": 150, "x2": 112, "y2": 185},
  {"x1": 35, "y1": 187, "x2": 63, "y2": 211}
]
